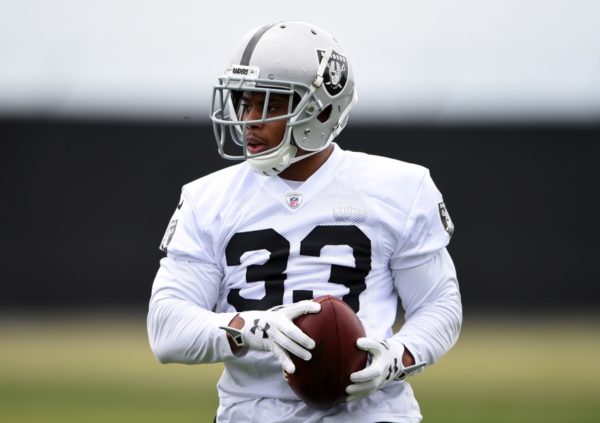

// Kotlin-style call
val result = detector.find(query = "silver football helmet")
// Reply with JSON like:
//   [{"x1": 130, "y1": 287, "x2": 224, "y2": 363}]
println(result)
[{"x1": 210, "y1": 21, "x2": 357, "y2": 176}]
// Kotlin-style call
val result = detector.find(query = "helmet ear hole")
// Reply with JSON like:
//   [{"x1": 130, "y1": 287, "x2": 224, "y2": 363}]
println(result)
[{"x1": 317, "y1": 104, "x2": 332, "y2": 123}]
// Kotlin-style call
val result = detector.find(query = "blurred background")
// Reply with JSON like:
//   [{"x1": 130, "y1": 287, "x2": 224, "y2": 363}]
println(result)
[{"x1": 1, "y1": 1, "x2": 599, "y2": 422}]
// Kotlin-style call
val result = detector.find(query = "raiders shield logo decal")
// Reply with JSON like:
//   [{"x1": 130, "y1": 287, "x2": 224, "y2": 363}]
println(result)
[
  {"x1": 160, "y1": 198, "x2": 183, "y2": 252},
  {"x1": 160, "y1": 218, "x2": 178, "y2": 252},
  {"x1": 317, "y1": 49, "x2": 348, "y2": 96},
  {"x1": 438, "y1": 202, "x2": 454, "y2": 238}
]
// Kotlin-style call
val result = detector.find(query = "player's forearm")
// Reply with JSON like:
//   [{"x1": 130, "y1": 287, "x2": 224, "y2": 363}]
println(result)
[
  {"x1": 395, "y1": 288, "x2": 462, "y2": 366},
  {"x1": 147, "y1": 296, "x2": 237, "y2": 364},
  {"x1": 392, "y1": 248, "x2": 463, "y2": 366},
  {"x1": 147, "y1": 257, "x2": 236, "y2": 365}
]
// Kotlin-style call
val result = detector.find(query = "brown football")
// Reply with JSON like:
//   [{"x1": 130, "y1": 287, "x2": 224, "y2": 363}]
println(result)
[{"x1": 287, "y1": 295, "x2": 368, "y2": 410}]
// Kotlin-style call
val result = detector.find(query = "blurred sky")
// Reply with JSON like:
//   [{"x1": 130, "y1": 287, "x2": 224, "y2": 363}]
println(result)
[{"x1": 1, "y1": 0, "x2": 599, "y2": 123}]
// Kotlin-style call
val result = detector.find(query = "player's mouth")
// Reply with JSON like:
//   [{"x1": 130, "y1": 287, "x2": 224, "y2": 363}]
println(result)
[{"x1": 246, "y1": 136, "x2": 270, "y2": 155}]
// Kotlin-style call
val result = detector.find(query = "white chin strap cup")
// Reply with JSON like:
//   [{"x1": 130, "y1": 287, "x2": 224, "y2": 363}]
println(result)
[{"x1": 248, "y1": 145, "x2": 323, "y2": 176}]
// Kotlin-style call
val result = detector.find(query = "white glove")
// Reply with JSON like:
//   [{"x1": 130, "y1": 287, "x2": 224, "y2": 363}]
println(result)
[
  {"x1": 220, "y1": 300, "x2": 321, "y2": 374},
  {"x1": 346, "y1": 338, "x2": 427, "y2": 401}
]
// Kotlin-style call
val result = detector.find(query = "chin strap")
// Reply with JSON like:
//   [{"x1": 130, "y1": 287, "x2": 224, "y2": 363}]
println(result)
[
  {"x1": 287, "y1": 149, "x2": 322, "y2": 165},
  {"x1": 330, "y1": 89, "x2": 358, "y2": 142},
  {"x1": 251, "y1": 148, "x2": 323, "y2": 176}
]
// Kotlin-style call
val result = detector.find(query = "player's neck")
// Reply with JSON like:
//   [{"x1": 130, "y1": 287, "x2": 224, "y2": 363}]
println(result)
[{"x1": 277, "y1": 144, "x2": 334, "y2": 182}]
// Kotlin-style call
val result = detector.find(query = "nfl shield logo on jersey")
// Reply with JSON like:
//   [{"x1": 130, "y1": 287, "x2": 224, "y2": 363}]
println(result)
[{"x1": 285, "y1": 192, "x2": 303, "y2": 209}]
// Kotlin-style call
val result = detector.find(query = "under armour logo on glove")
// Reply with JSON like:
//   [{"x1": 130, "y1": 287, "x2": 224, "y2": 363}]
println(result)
[
  {"x1": 250, "y1": 319, "x2": 271, "y2": 338},
  {"x1": 379, "y1": 341, "x2": 398, "y2": 381},
  {"x1": 385, "y1": 358, "x2": 399, "y2": 381},
  {"x1": 219, "y1": 300, "x2": 321, "y2": 374},
  {"x1": 347, "y1": 338, "x2": 427, "y2": 401}
]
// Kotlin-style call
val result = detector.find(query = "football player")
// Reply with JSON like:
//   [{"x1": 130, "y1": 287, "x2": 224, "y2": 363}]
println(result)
[{"x1": 148, "y1": 21, "x2": 462, "y2": 423}]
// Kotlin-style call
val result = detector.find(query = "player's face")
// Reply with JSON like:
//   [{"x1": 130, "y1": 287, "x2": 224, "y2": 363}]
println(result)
[{"x1": 239, "y1": 91, "x2": 289, "y2": 155}]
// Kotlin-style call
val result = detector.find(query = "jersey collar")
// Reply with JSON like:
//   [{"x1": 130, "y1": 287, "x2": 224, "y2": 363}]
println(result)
[{"x1": 259, "y1": 143, "x2": 344, "y2": 212}]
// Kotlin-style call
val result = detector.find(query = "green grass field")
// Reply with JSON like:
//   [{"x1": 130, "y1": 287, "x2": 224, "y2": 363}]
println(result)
[{"x1": 1, "y1": 312, "x2": 599, "y2": 422}]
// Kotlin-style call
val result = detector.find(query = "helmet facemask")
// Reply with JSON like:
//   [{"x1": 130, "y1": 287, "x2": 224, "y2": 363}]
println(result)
[{"x1": 211, "y1": 74, "x2": 329, "y2": 175}]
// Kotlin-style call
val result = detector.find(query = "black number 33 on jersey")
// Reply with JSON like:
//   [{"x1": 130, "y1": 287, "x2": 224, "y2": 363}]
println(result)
[{"x1": 225, "y1": 225, "x2": 372, "y2": 313}]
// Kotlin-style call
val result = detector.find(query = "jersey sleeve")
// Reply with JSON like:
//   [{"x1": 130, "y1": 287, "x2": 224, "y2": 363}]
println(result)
[
  {"x1": 147, "y1": 255, "x2": 238, "y2": 364},
  {"x1": 159, "y1": 187, "x2": 215, "y2": 263},
  {"x1": 149, "y1": 186, "x2": 236, "y2": 364},
  {"x1": 390, "y1": 248, "x2": 462, "y2": 367},
  {"x1": 390, "y1": 170, "x2": 454, "y2": 270}
]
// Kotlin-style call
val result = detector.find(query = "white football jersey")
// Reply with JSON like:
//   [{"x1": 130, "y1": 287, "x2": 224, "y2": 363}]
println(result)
[{"x1": 149, "y1": 144, "x2": 460, "y2": 422}]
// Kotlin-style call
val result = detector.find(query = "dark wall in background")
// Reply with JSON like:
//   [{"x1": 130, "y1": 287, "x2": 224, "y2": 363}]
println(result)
[{"x1": 1, "y1": 119, "x2": 599, "y2": 311}]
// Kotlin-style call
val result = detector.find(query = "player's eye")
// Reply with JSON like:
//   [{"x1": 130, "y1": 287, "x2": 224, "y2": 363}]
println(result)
[
  {"x1": 266, "y1": 101, "x2": 286, "y2": 116},
  {"x1": 238, "y1": 99, "x2": 252, "y2": 116}
]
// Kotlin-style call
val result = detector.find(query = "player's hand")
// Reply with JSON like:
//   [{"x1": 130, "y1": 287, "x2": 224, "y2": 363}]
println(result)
[
  {"x1": 220, "y1": 300, "x2": 321, "y2": 374},
  {"x1": 346, "y1": 338, "x2": 426, "y2": 401}
]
